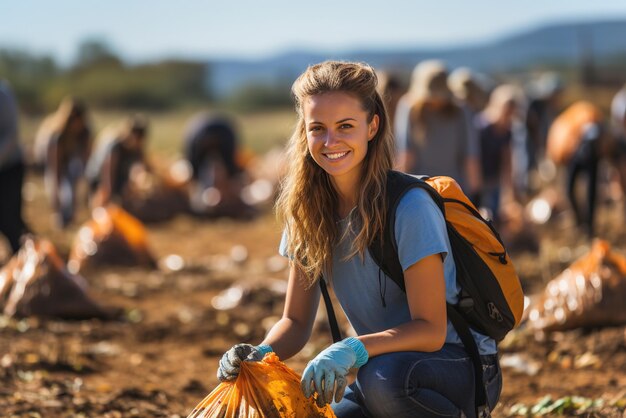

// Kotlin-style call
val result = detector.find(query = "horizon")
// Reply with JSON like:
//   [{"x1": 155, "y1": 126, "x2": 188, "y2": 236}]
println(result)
[{"x1": 3, "y1": 1, "x2": 626, "y2": 64}]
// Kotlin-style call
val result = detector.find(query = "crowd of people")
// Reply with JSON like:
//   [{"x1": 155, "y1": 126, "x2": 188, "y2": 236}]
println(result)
[
  {"x1": 389, "y1": 61, "x2": 625, "y2": 237},
  {"x1": 2, "y1": 62, "x2": 626, "y2": 256},
  {"x1": 0, "y1": 87, "x2": 260, "y2": 258}
]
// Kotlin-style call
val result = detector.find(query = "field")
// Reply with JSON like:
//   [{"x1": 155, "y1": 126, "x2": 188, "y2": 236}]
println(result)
[{"x1": 1, "y1": 109, "x2": 625, "y2": 417}]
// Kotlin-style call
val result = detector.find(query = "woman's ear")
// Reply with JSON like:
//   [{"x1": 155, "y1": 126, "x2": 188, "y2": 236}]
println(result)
[{"x1": 368, "y1": 114, "x2": 380, "y2": 141}]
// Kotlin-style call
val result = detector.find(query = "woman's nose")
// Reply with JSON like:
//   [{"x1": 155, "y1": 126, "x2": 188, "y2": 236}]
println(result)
[{"x1": 324, "y1": 131, "x2": 339, "y2": 147}]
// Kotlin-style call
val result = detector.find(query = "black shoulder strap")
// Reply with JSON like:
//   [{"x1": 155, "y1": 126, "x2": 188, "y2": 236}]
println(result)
[
  {"x1": 368, "y1": 170, "x2": 444, "y2": 291},
  {"x1": 319, "y1": 276, "x2": 342, "y2": 343}
]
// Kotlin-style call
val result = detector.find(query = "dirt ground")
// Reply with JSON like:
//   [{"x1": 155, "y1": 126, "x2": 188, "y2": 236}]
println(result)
[{"x1": 1, "y1": 171, "x2": 625, "y2": 418}]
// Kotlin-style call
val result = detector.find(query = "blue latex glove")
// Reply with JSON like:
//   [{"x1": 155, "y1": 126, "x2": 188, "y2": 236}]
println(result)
[
  {"x1": 301, "y1": 337, "x2": 369, "y2": 406},
  {"x1": 217, "y1": 343, "x2": 272, "y2": 381}
]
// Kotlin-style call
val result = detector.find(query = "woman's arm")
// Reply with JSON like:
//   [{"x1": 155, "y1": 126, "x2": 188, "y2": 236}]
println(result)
[
  {"x1": 260, "y1": 264, "x2": 320, "y2": 360},
  {"x1": 357, "y1": 253, "x2": 448, "y2": 356}
]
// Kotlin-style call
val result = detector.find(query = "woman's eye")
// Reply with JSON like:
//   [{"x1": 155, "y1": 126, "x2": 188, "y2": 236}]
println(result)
[
  {"x1": 339, "y1": 124, "x2": 353, "y2": 129},
  {"x1": 309, "y1": 126, "x2": 323, "y2": 132}
]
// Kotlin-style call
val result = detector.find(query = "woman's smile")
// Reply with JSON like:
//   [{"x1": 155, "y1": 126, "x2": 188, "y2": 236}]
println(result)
[{"x1": 323, "y1": 150, "x2": 350, "y2": 161}]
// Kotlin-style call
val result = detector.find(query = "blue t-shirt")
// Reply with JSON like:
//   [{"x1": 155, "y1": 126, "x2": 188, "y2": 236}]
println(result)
[{"x1": 279, "y1": 188, "x2": 496, "y2": 355}]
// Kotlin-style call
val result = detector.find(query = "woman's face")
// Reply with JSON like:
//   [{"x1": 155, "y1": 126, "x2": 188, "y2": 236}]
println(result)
[
  {"x1": 123, "y1": 129, "x2": 146, "y2": 152},
  {"x1": 303, "y1": 91, "x2": 379, "y2": 188}
]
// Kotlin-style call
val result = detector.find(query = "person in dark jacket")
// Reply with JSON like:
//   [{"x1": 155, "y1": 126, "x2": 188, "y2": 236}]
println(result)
[
  {"x1": 183, "y1": 112, "x2": 255, "y2": 218},
  {"x1": 0, "y1": 80, "x2": 29, "y2": 255}
]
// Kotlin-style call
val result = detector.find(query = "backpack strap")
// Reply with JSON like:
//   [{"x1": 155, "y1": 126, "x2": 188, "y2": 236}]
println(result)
[
  {"x1": 369, "y1": 170, "x2": 444, "y2": 291},
  {"x1": 319, "y1": 276, "x2": 342, "y2": 343}
]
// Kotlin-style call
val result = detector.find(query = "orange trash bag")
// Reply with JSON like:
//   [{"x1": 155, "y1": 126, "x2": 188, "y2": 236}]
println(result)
[
  {"x1": 187, "y1": 353, "x2": 336, "y2": 418},
  {"x1": 528, "y1": 239, "x2": 626, "y2": 332}
]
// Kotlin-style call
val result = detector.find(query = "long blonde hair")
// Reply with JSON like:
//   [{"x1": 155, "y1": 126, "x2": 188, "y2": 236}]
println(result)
[{"x1": 275, "y1": 61, "x2": 395, "y2": 287}]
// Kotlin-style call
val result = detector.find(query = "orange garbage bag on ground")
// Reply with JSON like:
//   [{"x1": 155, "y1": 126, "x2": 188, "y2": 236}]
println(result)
[
  {"x1": 0, "y1": 237, "x2": 115, "y2": 319},
  {"x1": 528, "y1": 240, "x2": 626, "y2": 332},
  {"x1": 68, "y1": 204, "x2": 156, "y2": 274},
  {"x1": 187, "y1": 353, "x2": 336, "y2": 418}
]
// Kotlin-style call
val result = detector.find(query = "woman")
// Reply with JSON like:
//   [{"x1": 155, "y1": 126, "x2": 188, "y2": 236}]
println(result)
[
  {"x1": 217, "y1": 61, "x2": 501, "y2": 418},
  {"x1": 38, "y1": 97, "x2": 92, "y2": 227}
]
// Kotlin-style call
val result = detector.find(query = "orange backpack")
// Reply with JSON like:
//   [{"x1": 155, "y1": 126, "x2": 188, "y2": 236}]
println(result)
[
  {"x1": 319, "y1": 170, "x2": 524, "y2": 417},
  {"x1": 369, "y1": 171, "x2": 525, "y2": 341}
]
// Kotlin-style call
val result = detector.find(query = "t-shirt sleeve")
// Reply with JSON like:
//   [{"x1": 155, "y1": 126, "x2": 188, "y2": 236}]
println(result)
[{"x1": 394, "y1": 188, "x2": 449, "y2": 272}]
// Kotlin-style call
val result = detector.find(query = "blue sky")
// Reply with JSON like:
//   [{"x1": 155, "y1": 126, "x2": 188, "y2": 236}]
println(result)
[{"x1": 2, "y1": 0, "x2": 626, "y2": 64}]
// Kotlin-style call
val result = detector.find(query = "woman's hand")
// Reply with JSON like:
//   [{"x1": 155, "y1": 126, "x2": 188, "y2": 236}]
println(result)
[
  {"x1": 217, "y1": 343, "x2": 272, "y2": 381},
  {"x1": 300, "y1": 337, "x2": 368, "y2": 406}
]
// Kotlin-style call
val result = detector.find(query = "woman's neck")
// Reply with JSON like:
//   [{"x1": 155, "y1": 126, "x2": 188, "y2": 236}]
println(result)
[
  {"x1": 331, "y1": 176, "x2": 359, "y2": 219},
  {"x1": 338, "y1": 199, "x2": 357, "y2": 219}
]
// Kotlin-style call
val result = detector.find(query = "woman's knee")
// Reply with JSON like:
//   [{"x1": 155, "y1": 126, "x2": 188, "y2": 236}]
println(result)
[{"x1": 356, "y1": 354, "x2": 408, "y2": 401}]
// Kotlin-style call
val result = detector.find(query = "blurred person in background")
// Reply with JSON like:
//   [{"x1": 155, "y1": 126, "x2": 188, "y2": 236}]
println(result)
[
  {"x1": 566, "y1": 122, "x2": 607, "y2": 238},
  {"x1": 475, "y1": 84, "x2": 524, "y2": 225},
  {"x1": 376, "y1": 70, "x2": 406, "y2": 131},
  {"x1": 394, "y1": 60, "x2": 481, "y2": 204},
  {"x1": 547, "y1": 102, "x2": 607, "y2": 238},
  {"x1": 86, "y1": 115, "x2": 151, "y2": 208},
  {"x1": 448, "y1": 67, "x2": 489, "y2": 117},
  {"x1": 0, "y1": 79, "x2": 29, "y2": 255},
  {"x1": 524, "y1": 72, "x2": 564, "y2": 190},
  {"x1": 610, "y1": 84, "x2": 626, "y2": 204},
  {"x1": 182, "y1": 112, "x2": 255, "y2": 218},
  {"x1": 36, "y1": 97, "x2": 92, "y2": 227}
]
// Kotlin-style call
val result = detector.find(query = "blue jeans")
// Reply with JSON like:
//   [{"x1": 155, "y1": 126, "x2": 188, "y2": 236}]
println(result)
[{"x1": 332, "y1": 344, "x2": 502, "y2": 418}]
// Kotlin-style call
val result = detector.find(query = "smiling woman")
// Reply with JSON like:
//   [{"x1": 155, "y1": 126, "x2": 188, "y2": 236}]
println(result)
[{"x1": 214, "y1": 61, "x2": 502, "y2": 418}]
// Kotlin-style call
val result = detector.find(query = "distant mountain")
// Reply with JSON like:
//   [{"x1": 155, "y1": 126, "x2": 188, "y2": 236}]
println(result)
[{"x1": 208, "y1": 19, "x2": 626, "y2": 97}]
